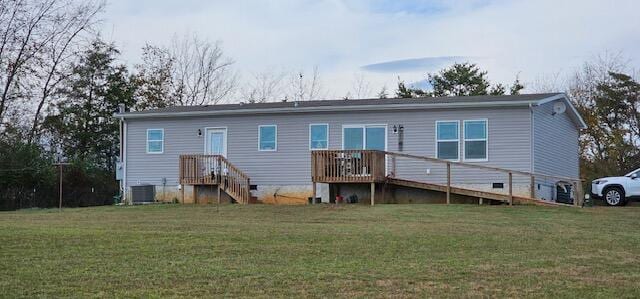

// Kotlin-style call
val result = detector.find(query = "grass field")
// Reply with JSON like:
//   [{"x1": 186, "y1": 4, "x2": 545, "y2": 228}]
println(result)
[{"x1": 1, "y1": 204, "x2": 640, "y2": 298}]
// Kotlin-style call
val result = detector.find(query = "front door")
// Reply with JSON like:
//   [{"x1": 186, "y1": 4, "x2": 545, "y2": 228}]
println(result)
[{"x1": 206, "y1": 128, "x2": 227, "y2": 156}]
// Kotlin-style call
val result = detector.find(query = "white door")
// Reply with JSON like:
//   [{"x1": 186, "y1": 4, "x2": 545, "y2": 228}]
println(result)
[{"x1": 206, "y1": 128, "x2": 227, "y2": 156}]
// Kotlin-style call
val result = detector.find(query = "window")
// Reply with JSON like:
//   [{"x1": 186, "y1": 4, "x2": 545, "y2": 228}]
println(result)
[
  {"x1": 146, "y1": 129, "x2": 164, "y2": 154},
  {"x1": 309, "y1": 124, "x2": 328, "y2": 150},
  {"x1": 436, "y1": 121, "x2": 459, "y2": 160},
  {"x1": 258, "y1": 125, "x2": 277, "y2": 151},
  {"x1": 342, "y1": 125, "x2": 386, "y2": 150},
  {"x1": 464, "y1": 120, "x2": 488, "y2": 161}
]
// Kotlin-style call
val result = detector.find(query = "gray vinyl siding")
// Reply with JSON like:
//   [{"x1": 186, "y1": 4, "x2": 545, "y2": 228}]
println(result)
[
  {"x1": 124, "y1": 107, "x2": 533, "y2": 188},
  {"x1": 532, "y1": 100, "x2": 580, "y2": 179}
]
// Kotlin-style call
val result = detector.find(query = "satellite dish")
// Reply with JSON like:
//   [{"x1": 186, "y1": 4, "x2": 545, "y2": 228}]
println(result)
[{"x1": 552, "y1": 101, "x2": 566, "y2": 115}]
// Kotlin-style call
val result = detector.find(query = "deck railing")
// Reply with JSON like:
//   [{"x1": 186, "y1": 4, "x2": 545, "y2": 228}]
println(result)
[
  {"x1": 311, "y1": 150, "x2": 386, "y2": 183},
  {"x1": 311, "y1": 150, "x2": 584, "y2": 206},
  {"x1": 179, "y1": 154, "x2": 251, "y2": 204}
]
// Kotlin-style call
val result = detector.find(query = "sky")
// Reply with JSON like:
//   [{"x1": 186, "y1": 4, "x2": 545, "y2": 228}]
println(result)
[{"x1": 101, "y1": 0, "x2": 640, "y2": 101}]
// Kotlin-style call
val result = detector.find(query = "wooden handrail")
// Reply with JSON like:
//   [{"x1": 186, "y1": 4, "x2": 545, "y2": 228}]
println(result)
[
  {"x1": 380, "y1": 151, "x2": 582, "y2": 184},
  {"x1": 218, "y1": 155, "x2": 251, "y2": 204},
  {"x1": 179, "y1": 154, "x2": 251, "y2": 204},
  {"x1": 311, "y1": 150, "x2": 584, "y2": 205}
]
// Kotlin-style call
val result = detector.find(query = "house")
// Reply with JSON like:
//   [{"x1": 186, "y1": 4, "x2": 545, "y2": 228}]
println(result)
[{"x1": 114, "y1": 93, "x2": 587, "y2": 205}]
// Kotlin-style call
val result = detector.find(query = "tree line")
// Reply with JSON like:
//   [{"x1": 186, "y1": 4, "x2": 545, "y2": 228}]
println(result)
[{"x1": 1, "y1": 0, "x2": 638, "y2": 209}]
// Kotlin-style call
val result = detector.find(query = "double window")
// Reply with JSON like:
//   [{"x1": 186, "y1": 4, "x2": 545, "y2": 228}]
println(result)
[
  {"x1": 309, "y1": 124, "x2": 328, "y2": 150},
  {"x1": 342, "y1": 125, "x2": 386, "y2": 150},
  {"x1": 146, "y1": 129, "x2": 164, "y2": 154},
  {"x1": 436, "y1": 120, "x2": 488, "y2": 161},
  {"x1": 258, "y1": 125, "x2": 277, "y2": 151}
]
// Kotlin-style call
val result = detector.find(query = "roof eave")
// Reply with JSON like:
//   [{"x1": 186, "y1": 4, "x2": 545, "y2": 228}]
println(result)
[{"x1": 114, "y1": 100, "x2": 539, "y2": 119}]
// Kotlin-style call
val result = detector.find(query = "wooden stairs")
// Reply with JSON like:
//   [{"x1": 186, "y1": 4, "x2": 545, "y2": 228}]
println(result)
[{"x1": 179, "y1": 154, "x2": 257, "y2": 204}]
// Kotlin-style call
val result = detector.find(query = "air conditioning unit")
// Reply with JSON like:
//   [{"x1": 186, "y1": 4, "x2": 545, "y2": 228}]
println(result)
[{"x1": 131, "y1": 185, "x2": 155, "y2": 203}]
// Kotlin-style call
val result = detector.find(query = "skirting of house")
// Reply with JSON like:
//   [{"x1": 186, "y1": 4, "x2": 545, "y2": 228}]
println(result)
[{"x1": 126, "y1": 182, "x2": 534, "y2": 205}]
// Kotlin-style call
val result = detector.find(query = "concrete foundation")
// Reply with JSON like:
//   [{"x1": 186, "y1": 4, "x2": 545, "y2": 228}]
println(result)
[
  {"x1": 125, "y1": 182, "x2": 536, "y2": 205},
  {"x1": 330, "y1": 183, "x2": 533, "y2": 205},
  {"x1": 256, "y1": 185, "x2": 313, "y2": 205}
]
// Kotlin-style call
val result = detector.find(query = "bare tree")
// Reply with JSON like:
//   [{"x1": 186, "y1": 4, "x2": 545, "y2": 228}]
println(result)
[
  {"x1": 240, "y1": 70, "x2": 285, "y2": 103},
  {"x1": 134, "y1": 33, "x2": 237, "y2": 107},
  {"x1": 529, "y1": 72, "x2": 567, "y2": 93},
  {"x1": 345, "y1": 72, "x2": 371, "y2": 99},
  {"x1": 171, "y1": 34, "x2": 236, "y2": 105},
  {"x1": 567, "y1": 52, "x2": 629, "y2": 161},
  {"x1": 0, "y1": 0, "x2": 58, "y2": 127},
  {"x1": 285, "y1": 66, "x2": 324, "y2": 101},
  {"x1": 0, "y1": 0, "x2": 104, "y2": 139},
  {"x1": 28, "y1": 1, "x2": 104, "y2": 143}
]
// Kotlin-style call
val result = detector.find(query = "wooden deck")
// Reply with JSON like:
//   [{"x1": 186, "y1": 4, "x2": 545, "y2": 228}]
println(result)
[
  {"x1": 179, "y1": 154, "x2": 253, "y2": 204},
  {"x1": 311, "y1": 150, "x2": 584, "y2": 206}
]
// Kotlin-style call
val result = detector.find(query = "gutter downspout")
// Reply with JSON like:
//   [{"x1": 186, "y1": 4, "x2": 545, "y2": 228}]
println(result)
[{"x1": 529, "y1": 103, "x2": 535, "y2": 174}]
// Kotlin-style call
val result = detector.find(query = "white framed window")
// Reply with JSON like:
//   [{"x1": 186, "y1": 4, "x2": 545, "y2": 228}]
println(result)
[
  {"x1": 309, "y1": 124, "x2": 328, "y2": 150},
  {"x1": 464, "y1": 119, "x2": 488, "y2": 162},
  {"x1": 342, "y1": 125, "x2": 387, "y2": 150},
  {"x1": 258, "y1": 125, "x2": 277, "y2": 151},
  {"x1": 436, "y1": 121, "x2": 459, "y2": 161},
  {"x1": 146, "y1": 129, "x2": 164, "y2": 154}
]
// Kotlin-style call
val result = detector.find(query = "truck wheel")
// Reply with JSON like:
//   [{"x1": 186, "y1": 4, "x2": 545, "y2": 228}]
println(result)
[{"x1": 604, "y1": 187, "x2": 625, "y2": 206}]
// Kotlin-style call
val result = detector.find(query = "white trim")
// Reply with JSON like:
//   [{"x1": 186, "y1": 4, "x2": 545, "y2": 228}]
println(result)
[
  {"x1": 435, "y1": 120, "x2": 460, "y2": 162},
  {"x1": 258, "y1": 125, "x2": 277, "y2": 152},
  {"x1": 122, "y1": 120, "x2": 127, "y2": 203},
  {"x1": 462, "y1": 119, "x2": 489, "y2": 162},
  {"x1": 204, "y1": 127, "x2": 228, "y2": 157},
  {"x1": 115, "y1": 100, "x2": 545, "y2": 119},
  {"x1": 309, "y1": 123, "x2": 329, "y2": 150},
  {"x1": 535, "y1": 93, "x2": 588, "y2": 129},
  {"x1": 341, "y1": 124, "x2": 388, "y2": 151},
  {"x1": 146, "y1": 128, "x2": 164, "y2": 154}
]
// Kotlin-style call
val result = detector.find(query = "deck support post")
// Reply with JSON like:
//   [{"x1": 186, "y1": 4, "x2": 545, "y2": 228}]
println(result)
[
  {"x1": 508, "y1": 172, "x2": 513, "y2": 206},
  {"x1": 446, "y1": 162, "x2": 451, "y2": 205},
  {"x1": 312, "y1": 182, "x2": 317, "y2": 205},
  {"x1": 217, "y1": 185, "x2": 221, "y2": 205},
  {"x1": 479, "y1": 197, "x2": 483, "y2": 205},
  {"x1": 573, "y1": 181, "x2": 583, "y2": 207},
  {"x1": 370, "y1": 182, "x2": 375, "y2": 206},
  {"x1": 181, "y1": 184, "x2": 185, "y2": 204},
  {"x1": 391, "y1": 156, "x2": 397, "y2": 177},
  {"x1": 193, "y1": 185, "x2": 197, "y2": 204}
]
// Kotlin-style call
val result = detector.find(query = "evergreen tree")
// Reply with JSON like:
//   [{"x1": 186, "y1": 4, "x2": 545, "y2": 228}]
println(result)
[
  {"x1": 44, "y1": 39, "x2": 136, "y2": 172},
  {"x1": 394, "y1": 63, "x2": 525, "y2": 98},
  {"x1": 429, "y1": 63, "x2": 492, "y2": 96}
]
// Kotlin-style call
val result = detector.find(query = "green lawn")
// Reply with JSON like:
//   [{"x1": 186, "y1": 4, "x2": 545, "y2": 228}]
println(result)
[{"x1": 1, "y1": 204, "x2": 640, "y2": 298}]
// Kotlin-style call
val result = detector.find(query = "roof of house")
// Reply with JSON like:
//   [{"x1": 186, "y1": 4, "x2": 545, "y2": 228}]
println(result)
[{"x1": 115, "y1": 93, "x2": 587, "y2": 128}]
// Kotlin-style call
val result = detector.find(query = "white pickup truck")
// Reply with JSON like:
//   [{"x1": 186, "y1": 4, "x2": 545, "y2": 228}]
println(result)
[{"x1": 591, "y1": 168, "x2": 640, "y2": 206}]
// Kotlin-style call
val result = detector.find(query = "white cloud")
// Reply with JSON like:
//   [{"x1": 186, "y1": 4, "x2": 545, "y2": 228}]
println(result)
[{"x1": 102, "y1": 0, "x2": 640, "y2": 100}]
